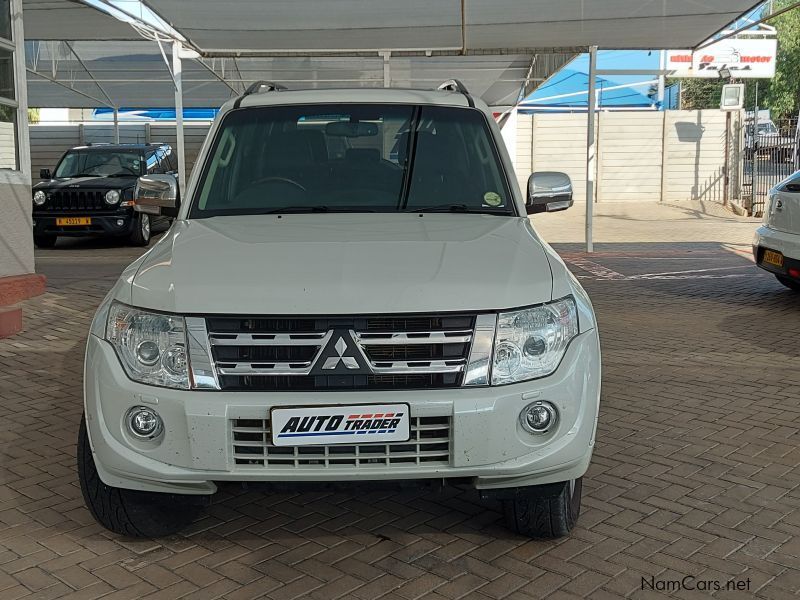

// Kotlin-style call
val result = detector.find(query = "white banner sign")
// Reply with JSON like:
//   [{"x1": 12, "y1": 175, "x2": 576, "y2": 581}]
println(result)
[{"x1": 667, "y1": 38, "x2": 777, "y2": 79}]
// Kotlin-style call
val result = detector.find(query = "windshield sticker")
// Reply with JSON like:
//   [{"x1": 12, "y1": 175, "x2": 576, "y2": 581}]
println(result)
[{"x1": 483, "y1": 191, "x2": 503, "y2": 207}]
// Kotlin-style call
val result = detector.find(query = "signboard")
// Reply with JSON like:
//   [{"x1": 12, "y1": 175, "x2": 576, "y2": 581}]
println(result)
[{"x1": 667, "y1": 38, "x2": 777, "y2": 79}]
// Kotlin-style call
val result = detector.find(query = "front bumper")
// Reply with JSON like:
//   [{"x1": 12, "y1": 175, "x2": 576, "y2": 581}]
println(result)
[
  {"x1": 84, "y1": 330, "x2": 601, "y2": 495},
  {"x1": 753, "y1": 226, "x2": 800, "y2": 280},
  {"x1": 33, "y1": 210, "x2": 136, "y2": 237}
]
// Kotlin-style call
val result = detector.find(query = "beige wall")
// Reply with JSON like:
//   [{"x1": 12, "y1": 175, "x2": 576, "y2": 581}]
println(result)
[
  {"x1": 0, "y1": 173, "x2": 34, "y2": 278},
  {"x1": 662, "y1": 110, "x2": 728, "y2": 204},
  {"x1": 515, "y1": 109, "x2": 732, "y2": 204}
]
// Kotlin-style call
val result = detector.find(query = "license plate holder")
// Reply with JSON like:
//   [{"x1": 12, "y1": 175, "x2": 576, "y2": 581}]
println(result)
[
  {"x1": 56, "y1": 217, "x2": 92, "y2": 226},
  {"x1": 270, "y1": 404, "x2": 411, "y2": 446},
  {"x1": 762, "y1": 249, "x2": 784, "y2": 268}
]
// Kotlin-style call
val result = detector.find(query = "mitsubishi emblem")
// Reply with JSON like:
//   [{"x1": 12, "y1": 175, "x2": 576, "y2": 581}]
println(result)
[{"x1": 321, "y1": 336, "x2": 359, "y2": 370}]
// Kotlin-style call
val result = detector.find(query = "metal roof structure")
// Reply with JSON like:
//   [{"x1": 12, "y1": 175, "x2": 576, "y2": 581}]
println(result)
[
  {"x1": 142, "y1": 0, "x2": 761, "y2": 55},
  {"x1": 20, "y1": 1, "x2": 762, "y2": 110},
  {"x1": 24, "y1": 40, "x2": 575, "y2": 108},
  {"x1": 22, "y1": 0, "x2": 142, "y2": 40}
]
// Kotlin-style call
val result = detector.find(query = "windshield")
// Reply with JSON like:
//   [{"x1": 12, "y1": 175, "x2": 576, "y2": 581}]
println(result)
[
  {"x1": 757, "y1": 122, "x2": 778, "y2": 135},
  {"x1": 189, "y1": 104, "x2": 514, "y2": 217},
  {"x1": 55, "y1": 150, "x2": 143, "y2": 178}
]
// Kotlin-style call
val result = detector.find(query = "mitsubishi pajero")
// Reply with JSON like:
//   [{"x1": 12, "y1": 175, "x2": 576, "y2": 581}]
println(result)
[{"x1": 79, "y1": 81, "x2": 601, "y2": 539}]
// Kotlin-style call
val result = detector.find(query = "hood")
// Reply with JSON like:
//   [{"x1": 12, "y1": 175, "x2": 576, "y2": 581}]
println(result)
[
  {"x1": 34, "y1": 175, "x2": 137, "y2": 191},
  {"x1": 130, "y1": 213, "x2": 553, "y2": 315}
]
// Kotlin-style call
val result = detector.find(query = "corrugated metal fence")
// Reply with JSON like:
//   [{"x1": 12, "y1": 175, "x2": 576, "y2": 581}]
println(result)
[{"x1": 30, "y1": 123, "x2": 212, "y2": 183}]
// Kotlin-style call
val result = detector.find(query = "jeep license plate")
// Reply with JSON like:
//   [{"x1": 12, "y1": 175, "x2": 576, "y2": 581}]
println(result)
[
  {"x1": 762, "y1": 249, "x2": 784, "y2": 268},
  {"x1": 56, "y1": 217, "x2": 92, "y2": 226},
  {"x1": 270, "y1": 404, "x2": 410, "y2": 446}
]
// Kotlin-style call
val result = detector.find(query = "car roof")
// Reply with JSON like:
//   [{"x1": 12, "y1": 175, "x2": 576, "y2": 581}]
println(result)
[
  {"x1": 68, "y1": 143, "x2": 169, "y2": 152},
  {"x1": 233, "y1": 87, "x2": 482, "y2": 111}
]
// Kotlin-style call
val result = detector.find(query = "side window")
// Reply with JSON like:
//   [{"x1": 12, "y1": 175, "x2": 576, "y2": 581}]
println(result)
[
  {"x1": 156, "y1": 149, "x2": 169, "y2": 173},
  {"x1": 145, "y1": 150, "x2": 160, "y2": 174},
  {"x1": 162, "y1": 147, "x2": 177, "y2": 172}
]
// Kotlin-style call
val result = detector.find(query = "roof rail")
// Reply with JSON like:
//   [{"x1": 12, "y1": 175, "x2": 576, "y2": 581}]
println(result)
[
  {"x1": 436, "y1": 79, "x2": 474, "y2": 107},
  {"x1": 234, "y1": 81, "x2": 288, "y2": 109}
]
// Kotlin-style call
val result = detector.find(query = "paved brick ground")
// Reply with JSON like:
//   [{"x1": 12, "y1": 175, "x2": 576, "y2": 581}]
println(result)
[{"x1": 1, "y1": 203, "x2": 799, "y2": 599}]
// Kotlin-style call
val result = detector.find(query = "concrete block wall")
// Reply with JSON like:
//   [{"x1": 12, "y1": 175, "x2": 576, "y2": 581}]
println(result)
[{"x1": 515, "y1": 109, "x2": 731, "y2": 204}]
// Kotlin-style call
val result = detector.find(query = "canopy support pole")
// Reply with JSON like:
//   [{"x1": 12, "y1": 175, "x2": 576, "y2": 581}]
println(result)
[
  {"x1": 381, "y1": 51, "x2": 391, "y2": 88},
  {"x1": 585, "y1": 45, "x2": 597, "y2": 254},
  {"x1": 173, "y1": 41, "x2": 186, "y2": 194},
  {"x1": 113, "y1": 107, "x2": 119, "y2": 143}
]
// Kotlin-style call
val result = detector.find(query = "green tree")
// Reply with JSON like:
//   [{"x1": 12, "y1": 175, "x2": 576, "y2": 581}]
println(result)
[
  {"x1": 668, "y1": 78, "x2": 724, "y2": 110},
  {"x1": 763, "y1": 0, "x2": 800, "y2": 119}
]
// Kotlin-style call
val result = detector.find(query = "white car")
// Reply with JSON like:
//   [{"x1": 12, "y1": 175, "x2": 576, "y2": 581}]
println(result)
[
  {"x1": 754, "y1": 170, "x2": 800, "y2": 291},
  {"x1": 79, "y1": 82, "x2": 601, "y2": 539}
]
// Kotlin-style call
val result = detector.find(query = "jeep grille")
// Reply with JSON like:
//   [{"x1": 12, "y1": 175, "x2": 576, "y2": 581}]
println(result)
[{"x1": 41, "y1": 189, "x2": 107, "y2": 211}]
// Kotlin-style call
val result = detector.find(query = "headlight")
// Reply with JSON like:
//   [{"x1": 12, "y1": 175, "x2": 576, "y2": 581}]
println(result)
[
  {"x1": 491, "y1": 296, "x2": 578, "y2": 385},
  {"x1": 106, "y1": 303, "x2": 189, "y2": 389},
  {"x1": 33, "y1": 190, "x2": 46, "y2": 205},
  {"x1": 105, "y1": 189, "x2": 120, "y2": 205}
]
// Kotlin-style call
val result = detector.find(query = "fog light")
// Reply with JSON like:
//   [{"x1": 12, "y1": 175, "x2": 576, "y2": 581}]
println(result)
[
  {"x1": 520, "y1": 401, "x2": 557, "y2": 434},
  {"x1": 116, "y1": 219, "x2": 125, "y2": 227},
  {"x1": 126, "y1": 406, "x2": 163, "y2": 439}
]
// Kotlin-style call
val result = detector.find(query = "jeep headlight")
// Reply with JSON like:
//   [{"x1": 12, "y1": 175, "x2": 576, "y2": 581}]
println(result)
[
  {"x1": 104, "y1": 189, "x2": 120, "y2": 205},
  {"x1": 106, "y1": 303, "x2": 189, "y2": 389},
  {"x1": 491, "y1": 297, "x2": 578, "y2": 385},
  {"x1": 33, "y1": 190, "x2": 46, "y2": 205}
]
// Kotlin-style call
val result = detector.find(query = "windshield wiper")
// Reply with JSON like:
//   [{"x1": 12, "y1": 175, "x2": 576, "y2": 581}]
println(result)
[
  {"x1": 258, "y1": 206, "x2": 381, "y2": 215},
  {"x1": 259, "y1": 205, "x2": 330, "y2": 214},
  {"x1": 406, "y1": 204, "x2": 503, "y2": 214}
]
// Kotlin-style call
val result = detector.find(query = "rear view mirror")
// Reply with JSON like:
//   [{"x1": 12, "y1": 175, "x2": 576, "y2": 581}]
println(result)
[
  {"x1": 40, "y1": 168, "x2": 51, "y2": 179},
  {"x1": 135, "y1": 174, "x2": 179, "y2": 217},
  {"x1": 527, "y1": 172, "x2": 574, "y2": 215},
  {"x1": 325, "y1": 121, "x2": 378, "y2": 138}
]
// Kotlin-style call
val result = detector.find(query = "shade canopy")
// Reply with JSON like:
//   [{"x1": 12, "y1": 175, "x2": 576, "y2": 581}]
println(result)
[
  {"x1": 25, "y1": 39, "x2": 574, "y2": 108},
  {"x1": 21, "y1": 0, "x2": 761, "y2": 109},
  {"x1": 23, "y1": 0, "x2": 142, "y2": 40},
  {"x1": 144, "y1": 0, "x2": 759, "y2": 54}
]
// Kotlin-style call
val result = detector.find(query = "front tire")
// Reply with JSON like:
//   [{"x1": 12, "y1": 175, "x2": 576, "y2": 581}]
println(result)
[
  {"x1": 128, "y1": 213, "x2": 151, "y2": 247},
  {"x1": 776, "y1": 275, "x2": 800, "y2": 292},
  {"x1": 77, "y1": 416, "x2": 206, "y2": 537},
  {"x1": 33, "y1": 234, "x2": 57, "y2": 248},
  {"x1": 502, "y1": 479, "x2": 582, "y2": 538}
]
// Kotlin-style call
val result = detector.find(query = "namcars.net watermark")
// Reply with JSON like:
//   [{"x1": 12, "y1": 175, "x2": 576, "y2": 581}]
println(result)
[{"x1": 642, "y1": 576, "x2": 751, "y2": 593}]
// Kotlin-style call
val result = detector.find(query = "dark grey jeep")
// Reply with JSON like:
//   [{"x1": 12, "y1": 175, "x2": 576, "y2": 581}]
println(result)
[{"x1": 32, "y1": 143, "x2": 179, "y2": 248}]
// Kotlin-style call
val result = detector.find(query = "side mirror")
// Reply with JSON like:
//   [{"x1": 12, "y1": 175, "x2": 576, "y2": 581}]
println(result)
[
  {"x1": 526, "y1": 172, "x2": 573, "y2": 215},
  {"x1": 135, "y1": 174, "x2": 179, "y2": 217},
  {"x1": 40, "y1": 168, "x2": 51, "y2": 179}
]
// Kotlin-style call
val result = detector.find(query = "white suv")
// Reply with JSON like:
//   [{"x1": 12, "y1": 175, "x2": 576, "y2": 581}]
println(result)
[
  {"x1": 79, "y1": 82, "x2": 601, "y2": 539},
  {"x1": 754, "y1": 170, "x2": 800, "y2": 291}
]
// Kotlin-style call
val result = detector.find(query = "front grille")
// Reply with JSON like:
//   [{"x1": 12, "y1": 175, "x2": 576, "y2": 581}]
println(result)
[
  {"x1": 231, "y1": 416, "x2": 451, "y2": 468},
  {"x1": 206, "y1": 314, "x2": 476, "y2": 391},
  {"x1": 43, "y1": 189, "x2": 106, "y2": 211}
]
